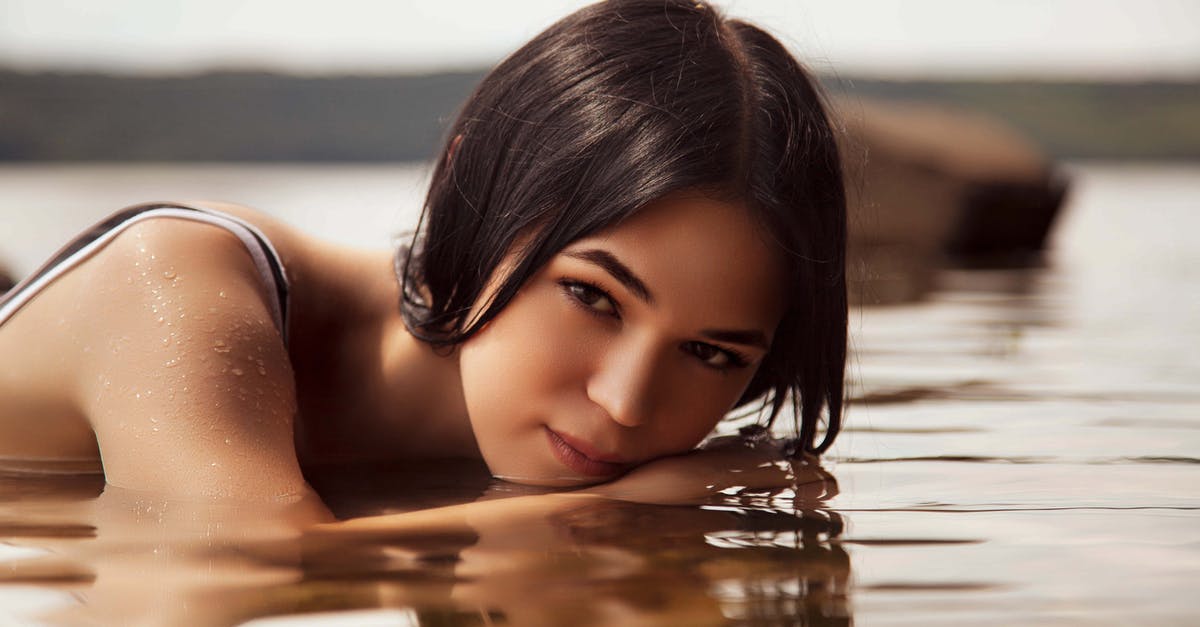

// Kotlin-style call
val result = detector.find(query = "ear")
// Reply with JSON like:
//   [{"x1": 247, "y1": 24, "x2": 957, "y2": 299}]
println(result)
[{"x1": 446, "y1": 134, "x2": 464, "y2": 166}]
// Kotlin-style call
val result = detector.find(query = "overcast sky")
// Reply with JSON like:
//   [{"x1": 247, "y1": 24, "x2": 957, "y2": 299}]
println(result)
[{"x1": 1, "y1": 0, "x2": 1197, "y2": 78}]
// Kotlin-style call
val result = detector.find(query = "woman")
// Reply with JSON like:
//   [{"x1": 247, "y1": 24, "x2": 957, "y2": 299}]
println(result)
[{"x1": 0, "y1": 0, "x2": 846, "y2": 506}]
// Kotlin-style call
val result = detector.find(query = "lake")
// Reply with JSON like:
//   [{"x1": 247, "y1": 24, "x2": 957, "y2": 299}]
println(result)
[{"x1": 0, "y1": 161, "x2": 1196, "y2": 625}]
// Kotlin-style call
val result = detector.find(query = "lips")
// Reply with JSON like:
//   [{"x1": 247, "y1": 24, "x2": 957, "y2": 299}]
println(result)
[{"x1": 544, "y1": 427, "x2": 630, "y2": 478}]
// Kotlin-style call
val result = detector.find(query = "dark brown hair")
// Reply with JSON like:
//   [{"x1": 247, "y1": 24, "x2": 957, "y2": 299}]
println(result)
[{"x1": 400, "y1": 0, "x2": 846, "y2": 455}]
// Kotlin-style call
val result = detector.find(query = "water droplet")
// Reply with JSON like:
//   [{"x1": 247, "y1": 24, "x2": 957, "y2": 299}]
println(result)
[
  {"x1": 231, "y1": 368, "x2": 244, "y2": 376},
  {"x1": 218, "y1": 290, "x2": 227, "y2": 298},
  {"x1": 257, "y1": 365, "x2": 267, "y2": 375},
  {"x1": 213, "y1": 339, "x2": 231, "y2": 354},
  {"x1": 163, "y1": 270, "x2": 176, "y2": 279},
  {"x1": 224, "y1": 438, "x2": 232, "y2": 445}
]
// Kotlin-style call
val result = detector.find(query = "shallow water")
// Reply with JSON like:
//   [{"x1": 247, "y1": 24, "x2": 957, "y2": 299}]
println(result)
[{"x1": 0, "y1": 162, "x2": 1197, "y2": 625}]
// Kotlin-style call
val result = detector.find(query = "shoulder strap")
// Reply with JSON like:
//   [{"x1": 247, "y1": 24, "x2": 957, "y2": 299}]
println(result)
[{"x1": 0, "y1": 202, "x2": 291, "y2": 344}]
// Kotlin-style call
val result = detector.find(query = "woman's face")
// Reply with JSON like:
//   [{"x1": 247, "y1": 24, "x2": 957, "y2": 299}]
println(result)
[{"x1": 457, "y1": 191, "x2": 787, "y2": 486}]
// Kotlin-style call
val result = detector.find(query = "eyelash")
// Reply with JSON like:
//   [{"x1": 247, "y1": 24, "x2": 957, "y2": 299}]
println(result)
[
  {"x1": 683, "y1": 341, "x2": 750, "y2": 371},
  {"x1": 556, "y1": 278, "x2": 751, "y2": 372},
  {"x1": 558, "y1": 278, "x2": 620, "y2": 319}
]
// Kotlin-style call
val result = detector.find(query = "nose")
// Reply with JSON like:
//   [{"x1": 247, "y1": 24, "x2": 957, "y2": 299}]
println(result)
[{"x1": 586, "y1": 340, "x2": 661, "y2": 428}]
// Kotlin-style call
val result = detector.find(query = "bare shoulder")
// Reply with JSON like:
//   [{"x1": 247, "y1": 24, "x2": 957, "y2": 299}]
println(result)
[
  {"x1": 67, "y1": 213, "x2": 287, "y2": 359},
  {"x1": 91, "y1": 209, "x2": 284, "y2": 301},
  {"x1": 0, "y1": 214, "x2": 263, "y2": 455},
  {"x1": 0, "y1": 211, "x2": 310, "y2": 499},
  {"x1": 85, "y1": 215, "x2": 310, "y2": 497}
]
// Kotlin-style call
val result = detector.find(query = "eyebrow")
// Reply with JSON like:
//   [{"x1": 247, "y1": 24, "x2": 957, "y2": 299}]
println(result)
[
  {"x1": 700, "y1": 329, "x2": 770, "y2": 350},
  {"x1": 564, "y1": 248, "x2": 655, "y2": 304}
]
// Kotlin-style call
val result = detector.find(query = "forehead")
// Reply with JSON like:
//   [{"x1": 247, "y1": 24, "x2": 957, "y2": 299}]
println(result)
[{"x1": 568, "y1": 192, "x2": 788, "y2": 324}]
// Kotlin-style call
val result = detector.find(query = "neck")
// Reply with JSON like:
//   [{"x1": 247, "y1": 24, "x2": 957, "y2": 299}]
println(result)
[
  {"x1": 289, "y1": 245, "x2": 479, "y2": 465},
  {"x1": 376, "y1": 317, "x2": 479, "y2": 459}
]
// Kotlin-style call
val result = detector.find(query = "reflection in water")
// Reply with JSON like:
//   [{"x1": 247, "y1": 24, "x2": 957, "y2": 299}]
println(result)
[
  {"x1": 0, "y1": 462, "x2": 850, "y2": 626},
  {"x1": 0, "y1": 475, "x2": 326, "y2": 625}
]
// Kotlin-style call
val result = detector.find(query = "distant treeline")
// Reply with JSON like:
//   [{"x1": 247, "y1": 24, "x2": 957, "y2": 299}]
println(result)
[
  {"x1": 2, "y1": 69, "x2": 1197, "y2": 161},
  {"x1": 832, "y1": 77, "x2": 1200, "y2": 161}
]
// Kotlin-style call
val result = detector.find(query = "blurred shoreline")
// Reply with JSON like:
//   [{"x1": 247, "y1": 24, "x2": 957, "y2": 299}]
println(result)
[{"x1": 2, "y1": 69, "x2": 1198, "y2": 162}]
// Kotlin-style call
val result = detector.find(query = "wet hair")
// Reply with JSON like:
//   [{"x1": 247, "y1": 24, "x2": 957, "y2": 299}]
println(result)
[{"x1": 399, "y1": 0, "x2": 846, "y2": 455}]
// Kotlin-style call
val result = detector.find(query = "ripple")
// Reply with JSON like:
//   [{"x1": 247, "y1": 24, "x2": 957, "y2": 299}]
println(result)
[
  {"x1": 859, "y1": 582, "x2": 1003, "y2": 592},
  {"x1": 835, "y1": 455, "x2": 1049, "y2": 464},
  {"x1": 1115, "y1": 456, "x2": 1200, "y2": 465},
  {"x1": 843, "y1": 426, "x2": 987, "y2": 434},
  {"x1": 1095, "y1": 418, "x2": 1200, "y2": 430},
  {"x1": 0, "y1": 523, "x2": 95, "y2": 539},
  {"x1": 833, "y1": 455, "x2": 1200, "y2": 466},
  {"x1": 842, "y1": 538, "x2": 983, "y2": 546}
]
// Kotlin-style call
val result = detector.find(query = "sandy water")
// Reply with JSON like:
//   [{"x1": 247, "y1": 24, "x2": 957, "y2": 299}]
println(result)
[{"x1": 0, "y1": 162, "x2": 1197, "y2": 625}]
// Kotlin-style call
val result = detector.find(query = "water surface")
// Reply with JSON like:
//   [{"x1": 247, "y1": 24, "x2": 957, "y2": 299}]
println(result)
[{"x1": 0, "y1": 162, "x2": 1197, "y2": 625}]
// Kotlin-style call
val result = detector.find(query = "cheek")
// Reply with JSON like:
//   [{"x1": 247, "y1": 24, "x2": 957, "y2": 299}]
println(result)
[{"x1": 458, "y1": 286, "x2": 593, "y2": 430}]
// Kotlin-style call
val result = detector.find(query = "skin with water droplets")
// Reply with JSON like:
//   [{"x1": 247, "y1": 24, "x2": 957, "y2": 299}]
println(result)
[{"x1": 0, "y1": 217, "x2": 310, "y2": 498}]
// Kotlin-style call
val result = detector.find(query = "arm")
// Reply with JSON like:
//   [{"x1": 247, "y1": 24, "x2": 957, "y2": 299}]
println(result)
[{"x1": 582, "y1": 435, "x2": 837, "y2": 505}]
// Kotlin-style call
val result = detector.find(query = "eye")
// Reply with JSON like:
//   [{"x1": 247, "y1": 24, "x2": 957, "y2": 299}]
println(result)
[
  {"x1": 682, "y1": 341, "x2": 749, "y2": 371},
  {"x1": 559, "y1": 280, "x2": 619, "y2": 317}
]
